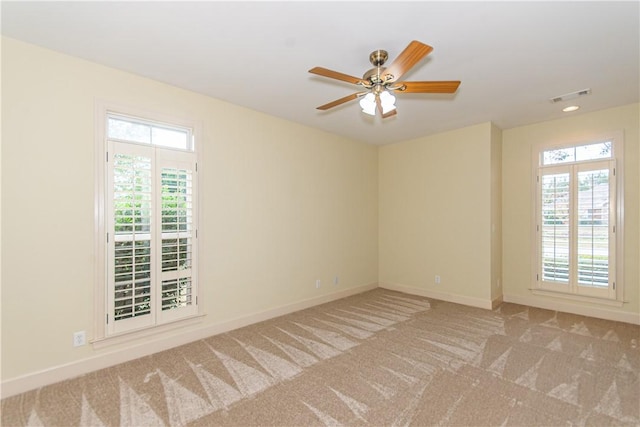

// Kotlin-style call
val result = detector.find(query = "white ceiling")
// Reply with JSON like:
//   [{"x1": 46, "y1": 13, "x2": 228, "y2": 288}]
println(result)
[{"x1": 2, "y1": 1, "x2": 639, "y2": 145}]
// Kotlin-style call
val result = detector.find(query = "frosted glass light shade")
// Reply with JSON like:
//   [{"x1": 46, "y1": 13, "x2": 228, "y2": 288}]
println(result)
[
  {"x1": 359, "y1": 93, "x2": 376, "y2": 116},
  {"x1": 379, "y1": 91, "x2": 396, "y2": 114}
]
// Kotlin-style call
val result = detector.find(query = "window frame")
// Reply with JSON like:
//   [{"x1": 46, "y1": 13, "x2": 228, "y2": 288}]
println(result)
[
  {"x1": 94, "y1": 102, "x2": 202, "y2": 345},
  {"x1": 531, "y1": 132, "x2": 624, "y2": 306}
]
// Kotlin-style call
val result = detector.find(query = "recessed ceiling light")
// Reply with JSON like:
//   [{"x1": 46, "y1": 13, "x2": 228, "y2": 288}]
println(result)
[{"x1": 563, "y1": 105, "x2": 580, "y2": 112}]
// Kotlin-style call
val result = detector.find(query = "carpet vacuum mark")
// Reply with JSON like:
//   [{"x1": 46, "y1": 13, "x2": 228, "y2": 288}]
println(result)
[{"x1": 2, "y1": 289, "x2": 639, "y2": 426}]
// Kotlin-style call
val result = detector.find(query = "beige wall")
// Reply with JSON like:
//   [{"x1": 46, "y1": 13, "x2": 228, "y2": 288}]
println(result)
[
  {"x1": 502, "y1": 103, "x2": 639, "y2": 319},
  {"x1": 378, "y1": 122, "x2": 495, "y2": 305},
  {"x1": 1, "y1": 38, "x2": 379, "y2": 381}
]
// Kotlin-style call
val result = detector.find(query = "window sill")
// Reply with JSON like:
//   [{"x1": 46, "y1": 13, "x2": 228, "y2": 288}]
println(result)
[
  {"x1": 531, "y1": 288, "x2": 625, "y2": 307},
  {"x1": 91, "y1": 313, "x2": 206, "y2": 350}
]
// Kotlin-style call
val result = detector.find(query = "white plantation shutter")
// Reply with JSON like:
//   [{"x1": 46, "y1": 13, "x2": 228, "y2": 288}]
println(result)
[
  {"x1": 537, "y1": 157, "x2": 616, "y2": 300},
  {"x1": 108, "y1": 143, "x2": 156, "y2": 334},
  {"x1": 575, "y1": 162, "x2": 615, "y2": 298},
  {"x1": 106, "y1": 115, "x2": 197, "y2": 336},
  {"x1": 540, "y1": 169, "x2": 570, "y2": 284},
  {"x1": 157, "y1": 150, "x2": 197, "y2": 322}
]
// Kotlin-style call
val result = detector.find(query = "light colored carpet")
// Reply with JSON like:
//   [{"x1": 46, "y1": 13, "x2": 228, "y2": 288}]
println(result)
[{"x1": 2, "y1": 289, "x2": 639, "y2": 426}]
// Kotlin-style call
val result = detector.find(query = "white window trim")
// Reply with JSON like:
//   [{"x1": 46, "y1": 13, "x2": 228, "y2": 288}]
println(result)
[
  {"x1": 530, "y1": 131, "x2": 625, "y2": 306},
  {"x1": 94, "y1": 101, "x2": 203, "y2": 346}
]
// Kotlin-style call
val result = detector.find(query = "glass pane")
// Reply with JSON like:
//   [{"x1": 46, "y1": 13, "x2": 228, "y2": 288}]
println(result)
[
  {"x1": 108, "y1": 117, "x2": 151, "y2": 144},
  {"x1": 577, "y1": 169, "x2": 609, "y2": 287},
  {"x1": 543, "y1": 142, "x2": 612, "y2": 165},
  {"x1": 576, "y1": 142, "x2": 612, "y2": 162},
  {"x1": 541, "y1": 173, "x2": 570, "y2": 283},
  {"x1": 543, "y1": 148, "x2": 575, "y2": 165},
  {"x1": 152, "y1": 127, "x2": 189, "y2": 150}
]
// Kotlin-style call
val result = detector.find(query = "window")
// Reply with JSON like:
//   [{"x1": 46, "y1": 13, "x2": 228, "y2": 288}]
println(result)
[
  {"x1": 102, "y1": 112, "x2": 198, "y2": 336},
  {"x1": 534, "y1": 137, "x2": 623, "y2": 303}
]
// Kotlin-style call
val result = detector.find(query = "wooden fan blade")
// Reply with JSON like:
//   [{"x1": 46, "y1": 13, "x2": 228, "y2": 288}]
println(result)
[
  {"x1": 316, "y1": 92, "x2": 365, "y2": 110},
  {"x1": 381, "y1": 40, "x2": 433, "y2": 83},
  {"x1": 309, "y1": 67, "x2": 364, "y2": 85},
  {"x1": 398, "y1": 81, "x2": 461, "y2": 93}
]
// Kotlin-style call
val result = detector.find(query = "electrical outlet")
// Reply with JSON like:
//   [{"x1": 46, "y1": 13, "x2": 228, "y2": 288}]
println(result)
[
  {"x1": 73, "y1": 331, "x2": 86, "y2": 347},
  {"x1": 435, "y1": 275, "x2": 441, "y2": 284},
  {"x1": 334, "y1": 276, "x2": 339, "y2": 285},
  {"x1": 315, "y1": 279, "x2": 321, "y2": 289}
]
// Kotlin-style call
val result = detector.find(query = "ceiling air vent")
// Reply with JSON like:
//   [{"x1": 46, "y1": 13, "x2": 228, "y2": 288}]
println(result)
[{"x1": 549, "y1": 88, "x2": 592, "y2": 103}]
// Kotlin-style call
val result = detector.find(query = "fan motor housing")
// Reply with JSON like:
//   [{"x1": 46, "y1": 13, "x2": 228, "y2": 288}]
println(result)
[{"x1": 363, "y1": 67, "x2": 386, "y2": 84}]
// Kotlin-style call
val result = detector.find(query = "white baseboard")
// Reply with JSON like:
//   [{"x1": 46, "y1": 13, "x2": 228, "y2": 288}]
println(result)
[
  {"x1": 379, "y1": 282, "x2": 495, "y2": 310},
  {"x1": 503, "y1": 293, "x2": 640, "y2": 325},
  {"x1": 1, "y1": 282, "x2": 378, "y2": 399}
]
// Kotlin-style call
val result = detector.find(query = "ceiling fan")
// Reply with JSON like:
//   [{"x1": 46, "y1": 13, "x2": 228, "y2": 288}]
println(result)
[{"x1": 309, "y1": 40, "x2": 460, "y2": 118}]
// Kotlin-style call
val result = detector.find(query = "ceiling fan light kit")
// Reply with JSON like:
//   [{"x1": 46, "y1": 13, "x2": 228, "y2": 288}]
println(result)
[
  {"x1": 309, "y1": 40, "x2": 461, "y2": 119},
  {"x1": 359, "y1": 90, "x2": 396, "y2": 116}
]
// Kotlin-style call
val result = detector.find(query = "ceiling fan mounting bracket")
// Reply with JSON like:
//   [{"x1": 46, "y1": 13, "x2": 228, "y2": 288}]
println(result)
[{"x1": 369, "y1": 49, "x2": 388, "y2": 67}]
